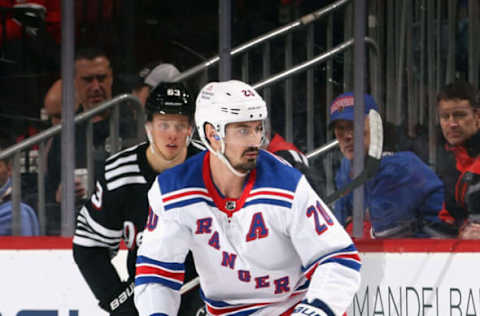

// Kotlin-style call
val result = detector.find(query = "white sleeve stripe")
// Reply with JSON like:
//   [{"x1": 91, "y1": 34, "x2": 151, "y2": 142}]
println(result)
[
  {"x1": 74, "y1": 229, "x2": 122, "y2": 245},
  {"x1": 73, "y1": 235, "x2": 120, "y2": 248},
  {"x1": 301, "y1": 153, "x2": 309, "y2": 166},
  {"x1": 107, "y1": 176, "x2": 147, "y2": 191},
  {"x1": 77, "y1": 206, "x2": 123, "y2": 238},
  {"x1": 289, "y1": 150, "x2": 302, "y2": 163},
  {"x1": 105, "y1": 164, "x2": 141, "y2": 180},
  {"x1": 105, "y1": 153, "x2": 138, "y2": 171}
]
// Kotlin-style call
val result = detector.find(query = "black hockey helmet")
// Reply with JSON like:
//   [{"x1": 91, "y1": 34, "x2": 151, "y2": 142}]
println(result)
[{"x1": 145, "y1": 82, "x2": 194, "y2": 122}]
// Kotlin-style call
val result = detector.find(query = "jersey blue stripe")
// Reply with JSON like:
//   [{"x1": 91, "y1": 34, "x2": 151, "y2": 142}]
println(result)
[
  {"x1": 135, "y1": 276, "x2": 182, "y2": 291},
  {"x1": 302, "y1": 244, "x2": 358, "y2": 272},
  {"x1": 244, "y1": 199, "x2": 292, "y2": 208},
  {"x1": 136, "y1": 255, "x2": 184, "y2": 271},
  {"x1": 164, "y1": 198, "x2": 215, "y2": 211},
  {"x1": 200, "y1": 289, "x2": 231, "y2": 307},
  {"x1": 295, "y1": 279, "x2": 310, "y2": 291},
  {"x1": 323, "y1": 257, "x2": 361, "y2": 271}
]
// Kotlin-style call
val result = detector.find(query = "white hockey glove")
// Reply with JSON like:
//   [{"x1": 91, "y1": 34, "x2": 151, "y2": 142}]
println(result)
[{"x1": 291, "y1": 299, "x2": 334, "y2": 316}]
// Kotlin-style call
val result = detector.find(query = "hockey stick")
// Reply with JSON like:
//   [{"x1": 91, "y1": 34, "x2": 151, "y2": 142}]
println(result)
[
  {"x1": 323, "y1": 109, "x2": 383, "y2": 204},
  {"x1": 179, "y1": 110, "x2": 383, "y2": 296},
  {"x1": 180, "y1": 276, "x2": 200, "y2": 295}
]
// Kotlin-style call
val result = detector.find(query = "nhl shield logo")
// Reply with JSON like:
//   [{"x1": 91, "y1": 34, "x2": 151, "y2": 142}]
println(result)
[{"x1": 225, "y1": 201, "x2": 236, "y2": 211}]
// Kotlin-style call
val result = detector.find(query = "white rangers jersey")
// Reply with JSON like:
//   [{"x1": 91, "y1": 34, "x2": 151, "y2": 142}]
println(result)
[{"x1": 135, "y1": 150, "x2": 361, "y2": 316}]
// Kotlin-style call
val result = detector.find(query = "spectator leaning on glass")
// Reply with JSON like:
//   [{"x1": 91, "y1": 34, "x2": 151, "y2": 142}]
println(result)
[
  {"x1": 330, "y1": 92, "x2": 445, "y2": 238},
  {"x1": 436, "y1": 80, "x2": 480, "y2": 239},
  {"x1": 0, "y1": 136, "x2": 39, "y2": 236},
  {"x1": 72, "y1": 82, "x2": 205, "y2": 316}
]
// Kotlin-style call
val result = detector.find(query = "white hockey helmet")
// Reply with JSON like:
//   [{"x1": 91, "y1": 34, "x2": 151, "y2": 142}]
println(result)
[{"x1": 195, "y1": 80, "x2": 268, "y2": 145}]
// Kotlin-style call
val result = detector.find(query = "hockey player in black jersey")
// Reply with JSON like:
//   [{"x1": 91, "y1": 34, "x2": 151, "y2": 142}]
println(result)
[{"x1": 72, "y1": 82, "x2": 205, "y2": 315}]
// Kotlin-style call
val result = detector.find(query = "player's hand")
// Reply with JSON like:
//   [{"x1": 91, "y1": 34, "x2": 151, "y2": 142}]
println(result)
[
  {"x1": 459, "y1": 222, "x2": 480, "y2": 239},
  {"x1": 291, "y1": 299, "x2": 332, "y2": 316},
  {"x1": 74, "y1": 179, "x2": 87, "y2": 200},
  {"x1": 99, "y1": 281, "x2": 137, "y2": 316},
  {"x1": 109, "y1": 295, "x2": 137, "y2": 316},
  {"x1": 55, "y1": 182, "x2": 87, "y2": 203}
]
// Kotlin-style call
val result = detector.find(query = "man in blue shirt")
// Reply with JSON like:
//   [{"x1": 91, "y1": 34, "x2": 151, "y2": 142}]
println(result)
[
  {"x1": 0, "y1": 138, "x2": 39, "y2": 236},
  {"x1": 330, "y1": 92, "x2": 445, "y2": 238}
]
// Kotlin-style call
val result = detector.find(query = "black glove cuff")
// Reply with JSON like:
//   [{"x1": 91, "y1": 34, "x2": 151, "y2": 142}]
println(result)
[{"x1": 99, "y1": 281, "x2": 135, "y2": 313}]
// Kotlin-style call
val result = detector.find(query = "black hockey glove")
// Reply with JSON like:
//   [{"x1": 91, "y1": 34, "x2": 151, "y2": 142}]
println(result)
[
  {"x1": 99, "y1": 281, "x2": 138, "y2": 316},
  {"x1": 12, "y1": 7, "x2": 46, "y2": 37},
  {"x1": 465, "y1": 172, "x2": 480, "y2": 222}
]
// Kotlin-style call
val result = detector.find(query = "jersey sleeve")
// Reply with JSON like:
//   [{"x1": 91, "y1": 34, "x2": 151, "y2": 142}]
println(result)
[
  {"x1": 72, "y1": 166, "x2": 126, "y2": 308},
  {"x1": 134, "y1": 179, "x2": 192, "y2": 316},
  {"x1": 288, "y1": 176, "x2": 361, "y2": 315}
]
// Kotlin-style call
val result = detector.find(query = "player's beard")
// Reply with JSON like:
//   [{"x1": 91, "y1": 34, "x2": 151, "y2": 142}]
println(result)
[{"x1": 232, "y1": 147, "x2": 259, "y2": 173}]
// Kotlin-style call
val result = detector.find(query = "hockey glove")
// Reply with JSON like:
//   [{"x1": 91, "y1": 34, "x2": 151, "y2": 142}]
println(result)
[
  {"x1": 99, "y1": 281, "x2": 138, "y2": 316},
  {"x1": 465, "y1": 172, "x2": 480, "y2": 223},
  {"x1": 12, "y1": 6, "x2": 46, "y2": 37},
  {"x1": 291, "y1": 299, "x2": 334, "y2": 316}
]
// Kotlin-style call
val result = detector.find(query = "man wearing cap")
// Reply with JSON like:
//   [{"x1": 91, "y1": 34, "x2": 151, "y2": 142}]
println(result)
[{"x1": 329, "y1": 92, "x2": 446, "y2": 238}]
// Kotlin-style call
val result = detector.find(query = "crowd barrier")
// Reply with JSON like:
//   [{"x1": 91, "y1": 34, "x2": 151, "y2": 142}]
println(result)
[{"x1": 1, "y1": 238, "x2": 479, "y2": 315}]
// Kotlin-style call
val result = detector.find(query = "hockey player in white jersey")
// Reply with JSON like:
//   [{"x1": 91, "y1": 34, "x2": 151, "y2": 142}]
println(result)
[{"x1": 135, "y1": 80, "x2": 361, "y2": 316}]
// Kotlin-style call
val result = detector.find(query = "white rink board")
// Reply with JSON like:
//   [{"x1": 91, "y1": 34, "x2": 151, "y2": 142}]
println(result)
[
  {"x1": 347, "y1": 252, "x2": 480, "y2": 316},
  {"x1": 2, "y1": 241, "x2": 480, "y2": 316},
  {"x1": 0, "y1": 249, "x2": 128, "y2": 316}
]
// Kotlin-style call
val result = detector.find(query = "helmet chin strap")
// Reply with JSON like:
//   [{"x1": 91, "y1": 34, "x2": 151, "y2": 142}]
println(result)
[{"x1": 204, "y1": 137, "x2": 247, "y2": 177}]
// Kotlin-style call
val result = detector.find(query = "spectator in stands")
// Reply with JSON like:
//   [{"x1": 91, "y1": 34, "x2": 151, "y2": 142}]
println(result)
[
  {"x1": 264, "y1": 118, "x2": 309, "y2": 169},
  {"x1": 43, "y1": 79, "x2": 81, "y2": 126},
  {"x1": 41, "y1": 79, "x2": 82, "y2": 174},
  {"x1": 0, "y1": 0, "x2": 61, "y2": 141},
  {"x1": 0, "y1": 136, "x2": 39, "y2": 236},
  {"x1": 43, "y1": 79, "x2": 63, "y2": 126},
  {"x1": 131, "y1": 62, "x2": 180, "y2": 106},
  {"x1": 262, "y1": 118, "x2": 325, "y2": 196},
  {"x1": 330, "y1": 92, "x2": 445, "y2": 238},
  {"x1": 45, "y1": 47, "x2": 135, "y2": 235},
  {"x1": 436, "y1": 80, "x2": 480, "y2": 239},
  {"x1": 127, "y1": 62, "x2": 181, "y2": 135}
]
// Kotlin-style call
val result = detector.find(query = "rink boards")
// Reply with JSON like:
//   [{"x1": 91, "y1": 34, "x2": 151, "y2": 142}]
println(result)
[{"x1": 1, "y1": 237, "x2": 479, "y2": 316}]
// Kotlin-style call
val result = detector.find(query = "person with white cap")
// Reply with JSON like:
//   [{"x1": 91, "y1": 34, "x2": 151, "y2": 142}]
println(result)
[
  {"x1": 132, "y1": 61, "x2": 181, "y2": 106},
  {"x1": 134, "y1": 80, "x2": 361, "y2": 316}
]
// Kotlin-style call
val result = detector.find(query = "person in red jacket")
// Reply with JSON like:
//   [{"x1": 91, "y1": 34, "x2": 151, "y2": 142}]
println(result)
[
  {"x1": 436, "y1": 80, "x2": 480, "y2": 239},
  {"x1": 263, "y1": 118, "x2": 326, "y2": 197}
]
